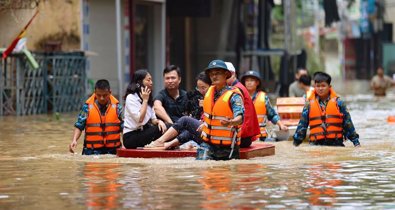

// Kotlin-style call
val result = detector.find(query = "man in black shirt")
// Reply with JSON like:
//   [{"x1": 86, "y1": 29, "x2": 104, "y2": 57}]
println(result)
[{"x1": 154, "y1": 65, "x2": 188, "y2": 124}]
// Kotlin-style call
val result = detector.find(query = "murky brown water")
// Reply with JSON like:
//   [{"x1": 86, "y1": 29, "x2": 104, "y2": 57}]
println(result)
[{"x1": 1, "y1": 84, "x2": 395, "y2": 209}]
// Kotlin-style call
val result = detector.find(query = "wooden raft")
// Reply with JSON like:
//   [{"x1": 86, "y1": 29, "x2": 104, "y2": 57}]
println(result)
[
  {"x1": 276, "y1": 97, "x2": 305, "y2": 126},
  {"x1": 117, "y1": 142, "x2": 275, "y2": 159}
]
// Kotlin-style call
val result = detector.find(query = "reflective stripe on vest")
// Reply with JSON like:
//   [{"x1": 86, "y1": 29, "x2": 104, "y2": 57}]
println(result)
[
  {"x1": 201, "y1": 86, "x2": 241, "y2": 146},
  {"x1": 253, "y1": 91, "x2": 268, "y2": 138},
  {"x1": 308, "y1": 88, "x2": 343, "y2": 142},
  {"x1": 85, "y1": 94, "x2": 121, "y2": 149}
]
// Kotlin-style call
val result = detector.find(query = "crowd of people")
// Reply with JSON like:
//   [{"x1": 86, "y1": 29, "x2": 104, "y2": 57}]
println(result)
[{"x1": 69, "y1": 58, "x2": 393, "y2": 160}]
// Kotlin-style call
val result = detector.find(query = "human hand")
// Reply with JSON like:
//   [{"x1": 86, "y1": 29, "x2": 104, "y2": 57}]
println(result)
[
  {"x1": 158, "y1": 120, "x2": 167, "y2": 133},
  {"x1": 196, "y1": 123, "x2": 204, "y2": 132},
  {"x1": 293, "y1": 140, "x2": 302, "y2": 147},
  {"x1": 279, "y1": 125, "x2": 288, "y2": 131},
  {"x1": 198, "y1": 99, "x2": 203, "y2": 107},
  {"x1": 69, "y1": 140, "x2": 77, "y2": 153},
  {"x1": 140, "y1": 86, "x2": 151, "y2": 102},
  {"x1": 220, "y1": 117, "x2": 232, "y2": 126}
]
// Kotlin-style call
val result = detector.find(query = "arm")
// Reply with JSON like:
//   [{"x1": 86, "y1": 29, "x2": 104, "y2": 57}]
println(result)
[
  {"x1": 117, "y1": 103, "x2": 125, "y2": 148},
  {"x1": 289, "y1": 82, "x2": 296, "y2": 97},
  {"x1": 69, "y1": 127, "x2": 82, "y2": 153},
  {"x1": 153, "y1": 100, "x2": 173, "y2": 124},
  {"x1": 265, "y1": 96, "x2": 280, "y2": 125},
  {"x1": 221, "y1": 93, "x2": 244, "y2": 126},
  {"x1": 69, "y1": 104, "x2": 88, "y2": 153},
  {"x1": 338, "y1": 100, "x2": 360, "y2": 147},
  {"x1": 293, "y1": 103, "x2": 310, "y2": 146},
  {"x1": 152, "y1": 118, "x2": 167, "y2": 133},
  {"x1": 138, "y1": 87, "x2": 151, "y2": 123},
  {"x1": 264, "y1": 98, "x2": 289, "y2": 131},
  {"x1": 370, "y1": 76, "x2": 380, "y2": 89},
  {"x1": 125, "y1": 94, "x2": 150, "y2": 124}
]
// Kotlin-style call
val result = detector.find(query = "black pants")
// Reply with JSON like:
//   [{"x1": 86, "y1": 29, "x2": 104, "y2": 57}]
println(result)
[
  {"x1": 240, "y1": 137, "x2": 253, "y2": 148},
  {"x1": 82, "y1": 147, "x2": 118, "y2": 155},
  {"x1": 123, "y1": 123, "x2": 171, "y2": 149}
]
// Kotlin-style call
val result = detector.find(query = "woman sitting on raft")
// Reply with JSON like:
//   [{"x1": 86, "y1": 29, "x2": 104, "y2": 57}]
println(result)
[{"x1": 123, "y1": 69, "x2": 171, "y2": 149}]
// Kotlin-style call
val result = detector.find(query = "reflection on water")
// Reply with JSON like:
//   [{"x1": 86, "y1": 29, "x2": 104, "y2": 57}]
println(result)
[
  {"x1": 83, "y1": 163, "x2": 122, "y2": 209},
  {"x1": 1, "y1": 90, "x2": 395, "y2": 209}
]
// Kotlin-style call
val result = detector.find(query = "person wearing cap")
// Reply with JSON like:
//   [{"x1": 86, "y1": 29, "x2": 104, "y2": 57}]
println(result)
[
  {"x1": 225, "y1": 62, "x2": 260, "y2": 148},
  {"x1": 241, "y1": 70, "x2": 288, "y2": 141},
  {"x1": 197, "y1": 59, "x2": 245, "y2": 160}
]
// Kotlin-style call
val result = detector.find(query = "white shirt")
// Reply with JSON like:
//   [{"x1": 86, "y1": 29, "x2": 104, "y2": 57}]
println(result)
[{"x1": 123, "y1": 93, "x2": 156, "y2": 134}]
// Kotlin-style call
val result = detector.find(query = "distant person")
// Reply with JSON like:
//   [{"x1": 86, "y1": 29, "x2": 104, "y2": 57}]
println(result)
[
  {"x1": 186, "y1": 72, "x2": 211, "y2": 120},
  {"x1": 225, "y1": 62, "x2": 260, "y2": 148},
  {"x1": 69, "y1": 79, "x2": 123, "y2": 155},
  {"x1": 154, "y1": 65, "x2": 188, "y2": 123},
  {"x1": 289, "y1": 68, "x2": 308, "y2": 97},
  {"x1": 370, "y1": 66, "x2": 395, "y2": 96},
  {"x1": 293, "y1": 72, "x2": 361, "y2": 147},
  {"x1": 298, "y1": 74, "x2": 314, "y2": 99},
  {"x1": 122, "y1": 69, "x2": 169, "y2": 149},
  {"x1": 240, "y1": 70, "x2": 288, "y2": 141}
]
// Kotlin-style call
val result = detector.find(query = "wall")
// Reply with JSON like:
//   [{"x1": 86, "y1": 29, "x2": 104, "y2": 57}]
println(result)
[
  {"x1": 0, "y1": 0, "x2": 80, "y2": 51},
  {"x1": 87, "y1": 0, "x2": 118, "y2": 93}
]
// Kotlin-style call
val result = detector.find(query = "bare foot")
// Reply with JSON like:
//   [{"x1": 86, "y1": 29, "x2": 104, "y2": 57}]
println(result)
[
  {"x1": 144, "y1": 141, "x2": 164, "y2": 148},
  {"x1": 164, "y1": 139, "x2": 180, "y2": 149}
]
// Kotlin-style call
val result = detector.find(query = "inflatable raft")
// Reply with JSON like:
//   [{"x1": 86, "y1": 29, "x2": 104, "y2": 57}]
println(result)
[{"x1": 117, "y1": 142, "x2": 275, "y2": 159}]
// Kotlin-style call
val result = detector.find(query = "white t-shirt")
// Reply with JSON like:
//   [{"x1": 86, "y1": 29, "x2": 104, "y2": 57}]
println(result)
[{"x1": 123, "y1": 93, "x2": 156, "y2": 134}]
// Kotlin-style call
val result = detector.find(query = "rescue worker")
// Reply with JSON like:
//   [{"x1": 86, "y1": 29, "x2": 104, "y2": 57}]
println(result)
[
  {"x1": 197, "y1": 59, "x2": 245, "y2": 160},
  {"x1": 225, "y1": 62, "x2": 260, "y2": 148},
  {"x1": 69, "y1": 79, "x2": 123, "y2": 155},
  {"x1": 293, "y1": 72, "x2": 361, "y2": 147},
  {"x1": 240, "y1": 70, "x2": 288, "y2": 141}
]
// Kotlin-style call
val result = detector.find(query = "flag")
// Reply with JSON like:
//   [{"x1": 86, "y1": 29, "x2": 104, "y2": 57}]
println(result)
[{"x1": 2, "y1": 10, "x2": 39, "y2": 59}]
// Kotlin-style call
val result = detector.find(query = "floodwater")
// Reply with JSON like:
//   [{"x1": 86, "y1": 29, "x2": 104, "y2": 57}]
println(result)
[{"x1": 1, "y1": 83, "x2": 395, "y2": 209}]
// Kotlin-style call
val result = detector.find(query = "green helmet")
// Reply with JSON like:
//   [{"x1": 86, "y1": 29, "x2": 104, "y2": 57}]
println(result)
[
  {"x1": 204, "y1": 59, "x2": 232, "y2": 79},
  {"x1": 241, "y1": 70, "x2": 262, "y2": 89}
]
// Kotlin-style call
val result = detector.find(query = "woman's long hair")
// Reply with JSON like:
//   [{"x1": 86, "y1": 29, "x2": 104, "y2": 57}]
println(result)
[{"x1": 123, "y1": 69, "x2": 153, "y2": 106}]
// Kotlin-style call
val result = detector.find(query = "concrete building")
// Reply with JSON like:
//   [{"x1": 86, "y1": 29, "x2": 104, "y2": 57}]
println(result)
[{"x1": 83, "y1": 0, "x2": 281, "y2": 99}]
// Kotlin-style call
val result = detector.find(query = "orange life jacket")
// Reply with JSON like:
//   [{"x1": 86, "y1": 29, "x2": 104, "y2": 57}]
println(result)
[
  {"x1": 308, "y1": 88, "x2": 343, "y2": 142},
  {"x1": 253, "y1": 91, "x2": 268, "y2": 138},
  {"x1": 201, "y1": 86, "x2": 242, "y2": 146},
  {"x1": 84, "y1": 94, "x2": 121, "y2": 149}
]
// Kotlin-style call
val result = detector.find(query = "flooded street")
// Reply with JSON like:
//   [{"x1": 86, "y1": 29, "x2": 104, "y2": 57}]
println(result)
[{"x1": 1, "y1": 83, "x2": 395, "y2": 209}]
